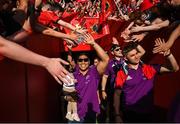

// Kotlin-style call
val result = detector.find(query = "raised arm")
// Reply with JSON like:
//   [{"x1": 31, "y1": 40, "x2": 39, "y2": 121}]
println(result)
[
  {"x1": 130, "y1": 19, "x2": 169, "y2": 33},
  {"x1": 34, "y1": 23, "x2": 78, "y2": 46},
  {"x1": 14, "y1": 0, "x2": 78, "y2": 45},
  {"x1": 153, "y1": 24, "x2": 180, "y2": 53},
  {"x1": 83, "y1": 34, "x2": 109, "y2": 75},
  {"x1": 7, "y1": 19, "x2": 78, "y2": 46},
  {"x1": 160, "y1": 51, "x2": 179, "y2": 73},
  {"x1": 154, "y1": 38, "x2": 179, "y2": 73},
  {"x1": 137, "y1": 43, "x2": 146, "y2": 57}
]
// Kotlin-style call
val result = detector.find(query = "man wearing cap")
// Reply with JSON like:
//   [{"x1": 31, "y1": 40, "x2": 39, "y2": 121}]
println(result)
[{"x1": 101, "y1": 41, "x2": 145, "y2": 122}]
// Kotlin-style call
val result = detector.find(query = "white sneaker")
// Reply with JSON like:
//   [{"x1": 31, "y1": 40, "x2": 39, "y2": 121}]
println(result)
[
  {"x1": 72, "y1": 113, "x2": 80, "y2": 122},
  {"x1": 65, "y1": 112, "x2": 73, "y2": 121}
]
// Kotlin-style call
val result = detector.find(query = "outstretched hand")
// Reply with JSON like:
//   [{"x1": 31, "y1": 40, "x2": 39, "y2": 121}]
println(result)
[
  {"x1": 83, "y1": 33, "x2": 95, "y2": 45},
  {"x1": 67, "y1": 33, "x2": 86, "y2": 47},
  {"x1": 75, "y1": 28, "x2": 87, "y2": 34},
  {"x1": 121, "y1": 29, "x2": 131, "y2": 40},
  {"x1": 64, "y1": 38, "x2": 77, "y2": 47},
  {"x1": 44, "y1": 58, "x2": 75, "y2": 85},
  {"x1": 153, "y1": 38, "x2": 171, "y2": 54},
  {"x1": 131, "y1": 33, "x2": 146, "y2": 42},
  {"x1": 153, "y1": 38, "x2": 171, "y2": 55},
  {"x1": 130, "y1": 24, "x2": 142, "y2": 33}
]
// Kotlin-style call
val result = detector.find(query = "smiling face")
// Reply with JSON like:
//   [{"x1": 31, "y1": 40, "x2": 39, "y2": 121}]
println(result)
[{"x1": 77, "y1": 54, "x2": 90, "y2": 72}]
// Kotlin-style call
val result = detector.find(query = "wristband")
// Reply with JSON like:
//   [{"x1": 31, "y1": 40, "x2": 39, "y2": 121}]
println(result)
[
  {"x1": 165, "y1": 53, "x2": 172, "y2": 57},
  {"x1": 91, "y1": 42, "x2": 96, "y2": 47}
]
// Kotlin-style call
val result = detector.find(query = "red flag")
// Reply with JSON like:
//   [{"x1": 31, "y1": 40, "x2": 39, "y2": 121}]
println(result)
[
  {"x1": 63, "y1": 17, "x2": 92, "y2": 51},
  {"x1": 63, "y1": 16, "x2": 109, "y2": 51},
  {"x1": 84, "y1": 17, "x2": 100, "y2": 38},
  {"x1": 115, "y1": 70, "x2": 127, "y2": 88},
  {"x1": 64, "y1": 16, "x2": 109, "y2": 40},
  {"x1": 63, "y1": 16, "x2": 84, "y2": 35},
  {"x1": 62, "y1": 11, "x2": 79, "y2": 22},
  {"x1": 37, "y1": 11, "x2": 59, "y2": 26},
  {"x1": 83, "y1": 17, "x2": 110, "y2": 39},
  {"x1": 100, "y1": 0, "x2": 115, "y2": 24}
]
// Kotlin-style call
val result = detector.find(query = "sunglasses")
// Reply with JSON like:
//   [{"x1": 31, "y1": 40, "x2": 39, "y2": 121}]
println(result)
[
  {"x1": 78, "y1": 58, "x2": 89, "y2": 62},
  {"x1": 114, "y1": 48, "x2": 121, "y2": 52}
]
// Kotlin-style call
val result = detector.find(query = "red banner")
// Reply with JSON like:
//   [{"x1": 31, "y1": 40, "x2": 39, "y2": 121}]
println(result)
[
  {"x1": 100, "y1": 0, "x2": 115, "y2": 24},
  {"x1": 37, "y1": 11, "x2": 59, "y2": 27},
  {"x1": 62, "y1": 11, "x2": 79, "y2": 21}
]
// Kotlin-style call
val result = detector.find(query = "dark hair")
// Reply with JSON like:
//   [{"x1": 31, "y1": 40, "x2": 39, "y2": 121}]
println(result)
[
  {"x1": 93, "y1": 55, "x2": 100, "y2": 62},
  {"x1": 52, "y1": 3, "x2": 64, "y2": 12},
  {"x1": 77, "y1": 52, "x2": 90, "y2": 60},
  {"x1": 110, "y1": 44, "x2": 120, "y2": 51},
  {"x1": 129, "y1": 11, "x2": 142, "y2": 21},
  {"x1": 122, "y1": 42, "x2": 138, "y2": 56},
  {"x1": 46, "y1": 1, "x2": 64, "y2": 12}
]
